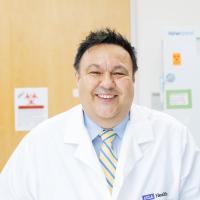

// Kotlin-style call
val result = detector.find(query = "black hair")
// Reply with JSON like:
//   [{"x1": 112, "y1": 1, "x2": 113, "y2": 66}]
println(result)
[{"x1": 73, "y1": 28, "x2": 138, "y2": 74}]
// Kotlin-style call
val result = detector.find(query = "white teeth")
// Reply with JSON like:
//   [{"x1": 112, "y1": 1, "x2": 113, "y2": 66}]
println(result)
[{"x1": 98, "y1": 94, "x2": 114, "y2": 99}]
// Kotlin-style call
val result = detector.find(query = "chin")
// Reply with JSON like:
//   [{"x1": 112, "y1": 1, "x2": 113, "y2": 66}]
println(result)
[
  {"x1": 98, "y1": 114, "x2": 115, "y2": 119},
  {"x1": 96, "y1": 110, "x2": 118, "y2": 120}
]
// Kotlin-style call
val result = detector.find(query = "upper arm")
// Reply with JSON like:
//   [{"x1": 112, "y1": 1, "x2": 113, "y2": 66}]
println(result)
[{"x1": 179, "y1": 128, "x2": 200, "y2": 199}]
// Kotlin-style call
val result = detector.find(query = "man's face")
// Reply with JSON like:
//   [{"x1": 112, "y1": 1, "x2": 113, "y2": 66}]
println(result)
[{"x1": 76, "y1": 44, "x2": 134, "y2": 128}]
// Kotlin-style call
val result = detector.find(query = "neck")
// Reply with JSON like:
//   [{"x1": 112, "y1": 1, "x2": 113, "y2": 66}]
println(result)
[{"x1": 85, "y1": 112, "x2": 129, "y2": 129}]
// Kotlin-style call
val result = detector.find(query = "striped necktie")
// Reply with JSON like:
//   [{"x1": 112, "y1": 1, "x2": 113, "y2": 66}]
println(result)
[{"x1": 99, "y1": 129, "x2": 117, "y2": 193}]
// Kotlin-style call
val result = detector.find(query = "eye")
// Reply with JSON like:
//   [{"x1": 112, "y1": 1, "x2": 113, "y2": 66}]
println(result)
[
  {"x1": 88, "y1": 71, "x2": 101, "y2": 75},
  {"x1": 112, "y1": 72, "x2": 127, "y2": 77},
  {"x1": 113, "y1": 72, "x2": 125, "y2": 75}
]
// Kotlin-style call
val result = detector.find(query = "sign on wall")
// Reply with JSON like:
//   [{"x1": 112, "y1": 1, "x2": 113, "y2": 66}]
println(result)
[{"x1": 14, "y1": 88, "x2": 48, "y2": 131}]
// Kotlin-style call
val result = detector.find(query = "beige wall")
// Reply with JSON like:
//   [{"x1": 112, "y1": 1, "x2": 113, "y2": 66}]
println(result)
[{"x1": 0, "y1": 0, "x2": 130, "y2": 171}]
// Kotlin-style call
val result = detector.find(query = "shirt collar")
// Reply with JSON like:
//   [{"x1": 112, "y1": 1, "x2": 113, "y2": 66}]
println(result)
[{"x1": 83, "y1": 111, "x2": 130, "y2": 141}]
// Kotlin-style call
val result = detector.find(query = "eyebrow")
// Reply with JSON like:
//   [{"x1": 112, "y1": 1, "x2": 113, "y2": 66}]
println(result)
[
  {"x1": 86, "y1": 64, "x2": 130, "y2": 75},
  {"x1": 87, "y1": 64, "x2": 128, "y2": 70},
  {"x1": 87, "y1": 64, "x2": 100, "y2": 69},
  {"x1": 111, "y1": 65, "x2": 130, "y2": 75},
  {"x1": 112, "y1": 65, "x2": 128, "y2": 71}
]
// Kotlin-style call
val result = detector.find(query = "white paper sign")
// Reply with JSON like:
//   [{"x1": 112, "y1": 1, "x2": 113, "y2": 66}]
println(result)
[{"x1": 14, "y1": 88, "x2": 48, "y2": 131}]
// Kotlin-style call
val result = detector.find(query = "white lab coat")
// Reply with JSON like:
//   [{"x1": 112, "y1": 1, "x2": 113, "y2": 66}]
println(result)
[{"x1": 0, "y1": 104, "x2": 200, "y2": 200}]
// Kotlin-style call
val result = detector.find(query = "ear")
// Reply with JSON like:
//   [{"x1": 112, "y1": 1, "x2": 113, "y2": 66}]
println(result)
[
  {"x1": 75, "y1": 71, "x2": 80, "y2": 85},
  {"x1": 132, "y1": 74, "x2": 135, "y2": 83}
]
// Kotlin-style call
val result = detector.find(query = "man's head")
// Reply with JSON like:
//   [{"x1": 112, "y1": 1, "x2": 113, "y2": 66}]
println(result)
[
  {"x1": 74, "y1": 28, "x2": 138, "y2": 128},
  {"x1": 74, "y1": 28, "x2": 138, "y2": 76}
]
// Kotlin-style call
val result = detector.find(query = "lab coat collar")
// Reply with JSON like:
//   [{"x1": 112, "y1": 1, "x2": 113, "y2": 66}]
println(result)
[
  {"x1": 130, "y1": 104, "x2": 155, "y2": 144},
  {"x1": 63, "y1": 105, "x2": 85, "y2": 144},
  {"x1": 63, "y1": 105, "x2": 99, "y2": 170},
  {"x1": 63, "y1": 104, "x2": 154, "y2": 144},
  {"x1": 112, "y1": 104, "x2": 155, "y2": 200}
]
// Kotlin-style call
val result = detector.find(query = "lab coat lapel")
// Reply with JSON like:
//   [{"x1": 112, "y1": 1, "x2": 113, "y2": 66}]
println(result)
[
  {"x1": 112, "y1": 105, "x2": 155, "y2": 200},
  {"x1": 120, "y1": 120, "x2": 155, "y2": 177},
  {"x1": 63, "y1": 106, "x2": 111, "y2": 199},
  {"x1": 63, "y1": 106, "x2": 102, "y2": 176},
  {"x1": 74, "y1": 129, "x2": 102, "y2": 176}
]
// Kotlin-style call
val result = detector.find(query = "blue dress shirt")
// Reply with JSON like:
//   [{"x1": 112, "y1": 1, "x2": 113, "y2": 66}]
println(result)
[{"x1": 83, "y1": 112, "x2": 130, "y2": 158}]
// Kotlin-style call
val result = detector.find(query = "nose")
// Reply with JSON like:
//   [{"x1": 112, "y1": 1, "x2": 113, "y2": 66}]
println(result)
[{"x1": 99, "y1": 73, "x2": 115, "y2": 89}]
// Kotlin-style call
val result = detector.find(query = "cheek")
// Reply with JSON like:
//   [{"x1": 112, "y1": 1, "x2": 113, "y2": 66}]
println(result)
[
  {"x1": 116, "y1": 78, "x2": 134, "y2": 93},
  {"x1": 78, "y1": 76, "x2": 99, "y2": 93}
]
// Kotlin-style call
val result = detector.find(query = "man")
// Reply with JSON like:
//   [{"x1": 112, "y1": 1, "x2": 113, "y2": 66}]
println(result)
[{"x1": 0, "y1": 28, "x2": 200, "y2": 200}]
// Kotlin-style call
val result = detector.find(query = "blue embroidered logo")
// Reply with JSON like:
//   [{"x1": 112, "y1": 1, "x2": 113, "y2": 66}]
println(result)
[{"x1": 142, "y1": 194, "x2": 155, "y2": 200}]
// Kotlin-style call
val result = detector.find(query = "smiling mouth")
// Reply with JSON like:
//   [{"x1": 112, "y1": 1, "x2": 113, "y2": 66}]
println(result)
[{"x1": 96, "y1": 94, "x2": 117, "y2": 99}]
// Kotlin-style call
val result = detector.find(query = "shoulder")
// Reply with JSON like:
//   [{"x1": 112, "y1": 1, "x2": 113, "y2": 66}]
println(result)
[
  {"x1": 31, "y1": 104, "x2": 82, "y2": 131},
  {"x1": 131, "y1": 104, "x2": 185, "y2": 130},
  {"x1": 130, "y1": 104, "x2": 190, "y2": 145},
  {"x1": 36, "y1": 104, "x2": 82, "y2": 127},
  {"x1": 20, "y1": 104, "x2": 83, "y2": 145},
  {"x1": 130, "y1": 104, "x2": 200, "y2": 155}
]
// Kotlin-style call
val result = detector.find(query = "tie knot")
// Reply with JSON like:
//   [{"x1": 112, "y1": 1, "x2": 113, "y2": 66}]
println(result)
[{"x1": 99, "y1": 129, "x2": 116, "y2": 144}]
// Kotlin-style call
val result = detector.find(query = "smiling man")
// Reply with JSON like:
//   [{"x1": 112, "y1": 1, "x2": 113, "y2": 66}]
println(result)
[
  {"x1": 76, "y1": 43, "x2": 134, "y2": 128},
  {"x1": 0, "y1": 28, "x2": 200, "y2": 200}
]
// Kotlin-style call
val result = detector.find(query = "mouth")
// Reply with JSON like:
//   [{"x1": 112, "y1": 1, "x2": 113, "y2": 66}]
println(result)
[{"x1": 95, "y1": 94, "x2": 117, "y2": 100}]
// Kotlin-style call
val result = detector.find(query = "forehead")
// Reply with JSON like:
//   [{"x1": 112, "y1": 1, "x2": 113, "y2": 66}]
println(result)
[{"x1": 80, "y1": 44, "x2": 132, "y2": 68}]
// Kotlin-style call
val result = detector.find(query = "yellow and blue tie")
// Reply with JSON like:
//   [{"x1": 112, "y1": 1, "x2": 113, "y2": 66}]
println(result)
[{"x1": 99, "y1": 129, "x2": 117, "y2": 193}]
